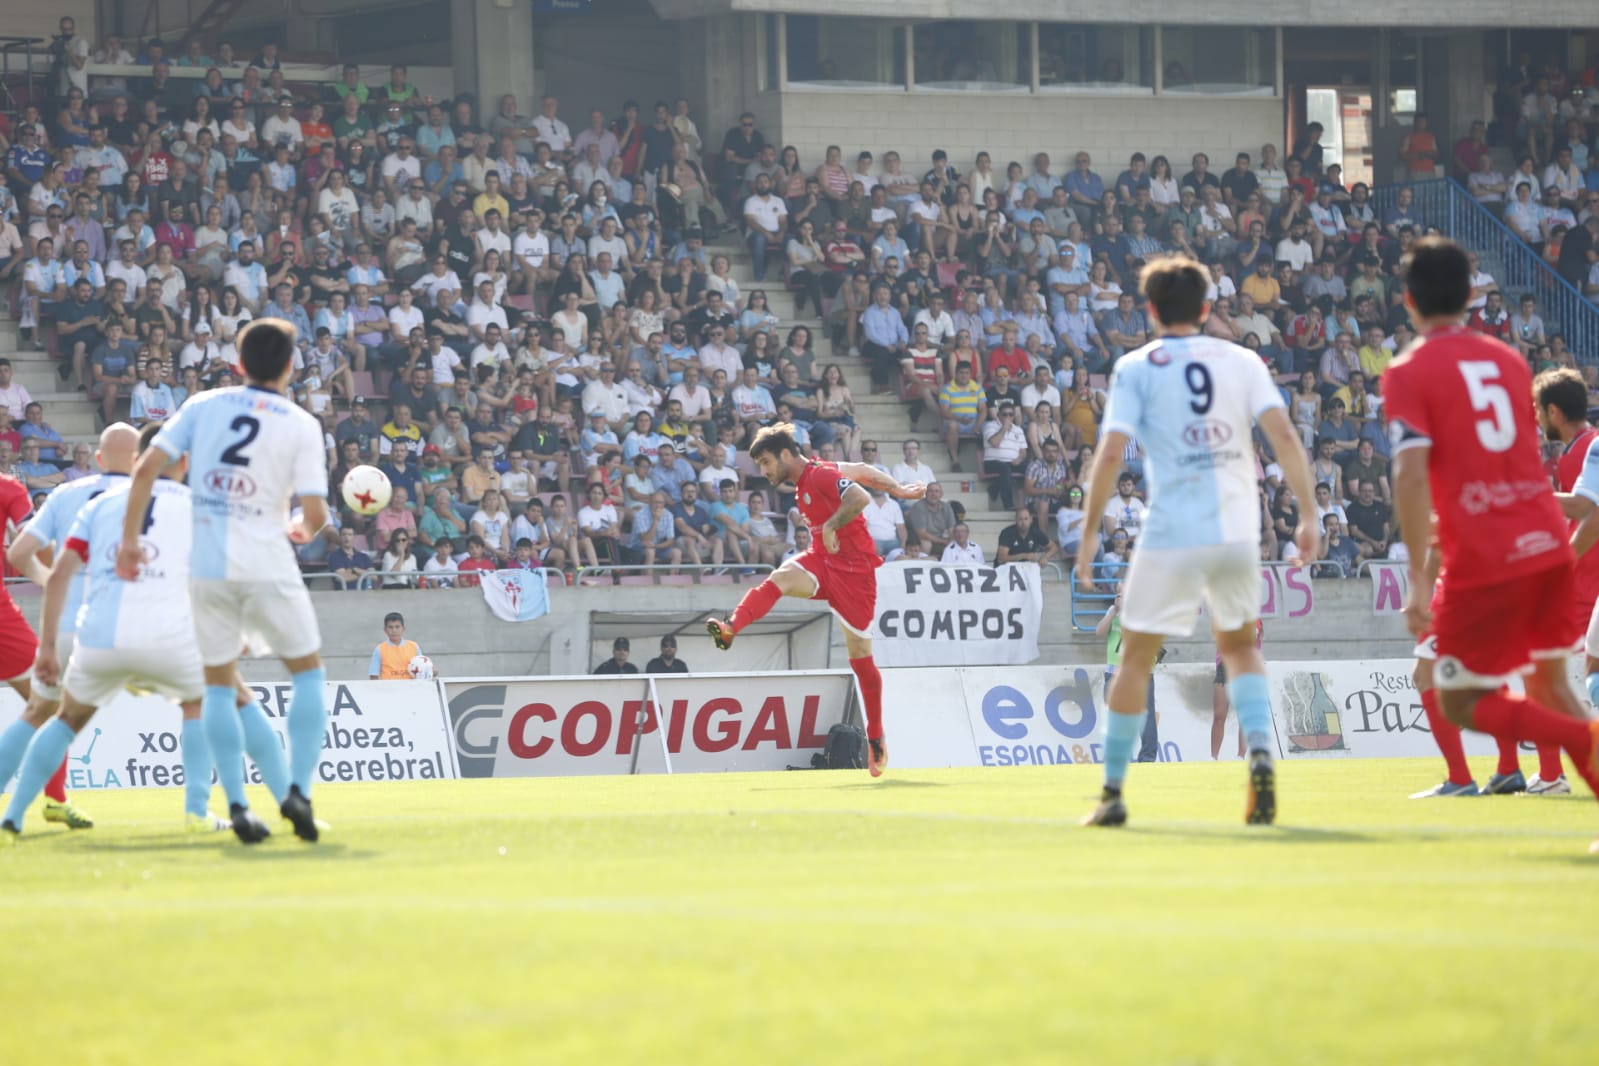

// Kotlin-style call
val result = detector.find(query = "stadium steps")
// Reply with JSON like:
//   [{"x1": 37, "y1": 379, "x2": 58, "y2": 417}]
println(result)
[{"x1": 0, "y1": 316, "x2": 105, "y2": 447}]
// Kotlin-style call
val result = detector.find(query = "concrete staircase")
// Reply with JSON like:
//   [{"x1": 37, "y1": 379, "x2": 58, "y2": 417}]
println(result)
[
  {"x1": 706, "y1": 236, "x2": 1024, "y2": 556},
  {"x1": 0, "y1": 316, "x2": 103, "y2": 447}
]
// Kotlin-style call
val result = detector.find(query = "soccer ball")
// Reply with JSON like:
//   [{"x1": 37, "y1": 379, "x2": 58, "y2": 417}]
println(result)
[
  {"x1": 341, "y1": 465, "x2": 392, "y2": 516},
  {"x1": 407, "y1": 655, "x2": 434, "y2": 680}
]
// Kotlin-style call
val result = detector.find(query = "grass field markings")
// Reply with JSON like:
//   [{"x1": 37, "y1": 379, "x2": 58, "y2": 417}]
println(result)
[{"x1": 5, "y1": 892, "x2": 1596, "y2": 953}]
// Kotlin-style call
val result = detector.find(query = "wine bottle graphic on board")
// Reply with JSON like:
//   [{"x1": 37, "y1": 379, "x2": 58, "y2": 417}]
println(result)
[{"x1": 1289, "y1": 673, "x2": 1345, "y2": 752}]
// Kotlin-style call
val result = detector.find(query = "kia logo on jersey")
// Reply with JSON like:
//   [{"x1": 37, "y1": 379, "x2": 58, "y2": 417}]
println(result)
[
  {"x1": 1181, "y1": 419, "x2": 1233, "y2": 448},
  {"x1": 205, "y1": 469, "x2": 258, "y2": 499},
  {"x1": 103, "y1": 538, "x2": 159, "y2": 566}
]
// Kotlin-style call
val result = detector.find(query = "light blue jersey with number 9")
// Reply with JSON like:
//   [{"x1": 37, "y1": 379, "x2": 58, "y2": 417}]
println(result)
[
  {"x1": 1101, "y1": 335, "x2": 1284, "y2": 550},
  {"x1": 151, "y1": 385, "x2": 328, "y2": 581}
]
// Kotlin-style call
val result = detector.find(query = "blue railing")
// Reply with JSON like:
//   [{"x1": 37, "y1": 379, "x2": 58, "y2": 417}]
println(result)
[
  {"x1": 1372, "y1": 178, "x2": 1599, "y2": 362},
  {"x1": 1068, "y1": 560, "x2": 1127, "y2": 632}
]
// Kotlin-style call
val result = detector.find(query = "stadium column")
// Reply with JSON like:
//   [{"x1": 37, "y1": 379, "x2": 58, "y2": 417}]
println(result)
[{"x1": 451, "y1": 0, "x2": 537, "y2": 116}]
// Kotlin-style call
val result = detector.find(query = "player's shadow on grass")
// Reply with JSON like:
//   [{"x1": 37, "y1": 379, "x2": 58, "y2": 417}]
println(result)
[
  {"x1": 72, "y1": 838, "x2": 374, "y2": 860},
  {"x1": 1123, "y1": 824, "x2": 1374, "y2": 845},
  {"x1": 750, "y1": 778, "x2": 948, "y2": 792}
]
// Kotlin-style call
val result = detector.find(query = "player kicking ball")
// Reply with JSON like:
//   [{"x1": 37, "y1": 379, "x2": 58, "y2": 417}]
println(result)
[
  {"x1": 704, "y1": 424, "x2": 925, "y2": 777},
  {"x1": 119, "y1": 319, "x2": 332, "y2": 845},
  {"x1": 1, "y1": 427, "x2": 218, "y2": 843},
  {"x1": 1386, "y1": 237, "x2": 1599, "y2": 853},
  {"x1": 1075, "y1": 257, "x2": 1319, "y2": 827}
]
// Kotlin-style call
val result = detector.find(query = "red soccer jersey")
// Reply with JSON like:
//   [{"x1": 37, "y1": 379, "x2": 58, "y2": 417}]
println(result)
[
  {"x1": 0, "y1": 474, "x2": 32, "y2": 602},
  {"x1": 1383, "y1": 325, "x2": 1572, "y2": 590},
  {"x1": 1557, "y1": 425, "x2": 1599, "y2": 616},
  {"x1": 794, "y1": 459, "x2": 879, "y2": 574}
]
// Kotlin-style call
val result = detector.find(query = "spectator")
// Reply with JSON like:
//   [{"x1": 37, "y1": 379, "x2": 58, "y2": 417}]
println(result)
[
  {"x1": 1102, "y1": 472, "x2": 1147, "y2": 540},
  {"x1": 996, "y1": 507, "x2": 1056, "y2": 565},
  {"x1": 645, "y1": 635, "x2": 689, "y2": 674},
  {"x1": 1343, "y1": 479, "x2": 1391, "y2": 562},
  {"x1": 861, "y1": 486, "x2": 907, "y2": 557},
  {"x1": 380, "y1": 530, "x2": 421, "y2": 589},
  {"x1": 328, "y1": 528, "x2": 376, "y2": 590},
  {"x1": 594, "y1": 636, "x2": 638, "y2": 675},
  {"x1": 980, "y1": 401, "x2": 1027, "y2": 510},
  {"x1": 941, "y1": 521, "x2": 983, "y2": 564}
]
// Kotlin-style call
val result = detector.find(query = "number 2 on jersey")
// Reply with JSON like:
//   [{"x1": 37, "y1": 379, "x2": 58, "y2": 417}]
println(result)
[
  {"x1": 220, "y1": 415, "x2": 261, "y2": 466},
  {"x1": 1458, "y1": 361, "x2": 1515, "y2": 453}
]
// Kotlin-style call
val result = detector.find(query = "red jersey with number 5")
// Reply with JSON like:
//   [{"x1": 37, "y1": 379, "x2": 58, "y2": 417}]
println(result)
[
  {"x1": 1383, "y1": 325, "x2": 1571, "y2": 590},
  {"x1": 794, "y1": 459, "x2": 879, "y2": 575}
]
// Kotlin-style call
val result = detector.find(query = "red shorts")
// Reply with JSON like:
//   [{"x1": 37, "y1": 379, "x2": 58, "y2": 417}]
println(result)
[
  {"x1": 791, "y1": 549, "x2": 877, "y2": 637},
  {"x1": 1431, "y1": 562, "x2": 1579, "y2": 689},
  {"x1": 0, "y1": 597, "x2": 38, "y2": 681}
]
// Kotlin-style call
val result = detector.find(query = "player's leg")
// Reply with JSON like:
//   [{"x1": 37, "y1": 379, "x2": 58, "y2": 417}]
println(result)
[
  {"x1": 1208, "y1": 543, "x2": 1280, "y2": 825},
  {"x1": 1135, "y1": 674, "x2": 1160, "y2": 762},
  {"x1": 1085, "y1": 628, "x2": 1163, "y2": 826},
  {"x1": 706, "y1": 559, "x2": 816, "y2": 649},
  {"x1": 0, "y1": 690, "x2": 100, "y2": 840},
  {"x1": 190, "y1": 583, "x2": 275, "y2": 843},
  {"x1": 1521, "y1": 668, "x2": 1578, "y2": 795},
  {"x1": 1209, "y1": 668, "x2": 1228, "y2": 761},
  {"x1": 1409, "y1": 638, "x2": 1481, "y2": 798},
  {"x1": 255, "y1": 580, "x2": 328, "y2": 842},
  {"x1": 178, "y1": 698, "x2": 227, "y2": 832},
  {"x1": 839, "y1": 624, "x2": 890, "y2": 776}
]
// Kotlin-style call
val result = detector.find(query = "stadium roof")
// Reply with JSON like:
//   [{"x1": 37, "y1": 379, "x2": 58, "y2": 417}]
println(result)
[{"x1": 650, "y1": 0, "x2": 1598, "y2": 29}]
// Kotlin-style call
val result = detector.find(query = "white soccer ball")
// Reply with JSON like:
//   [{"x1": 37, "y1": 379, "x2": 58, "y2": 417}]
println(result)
[
  {"x1": 407, "y1": 654, "x2": 434, "y2": 680},
  {"x1": 341, "y1": 465, "x2": 392, "y2": 516}
]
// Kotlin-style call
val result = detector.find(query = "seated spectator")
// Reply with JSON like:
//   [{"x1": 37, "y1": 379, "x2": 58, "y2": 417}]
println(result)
[
  {"x1": 624, "y1": 491, "x2": 681, "y2": 570},
  {"x1": 593, "y1": 637, "x2": 638, "y2": 675},
  {"x1": 456, "y1": 535, "x2": 499, "y2": 587},
  {"x1": 327, "y1": 528, "x2": 375, "y2": 590},
  {"x1": 938, "y1": 360, "x2": 985, "y2": 469},
  {"x1": 996, "y1": 507, "x2": 1056, "y2": 566},
  {"x1": 1056, "y1": 484, "x2": 1087, "y2": 559},
  {"x1": 1102, "y1": 472, "x2": 1147, "y2": 541},
  {"x1": 906, "y1": 480, "x2": 957, "y2": 557},
  {"x1": 941, "y1": 521, "x2": 984, "y2": 564},
  {"x1": 379, "y1": 530, "x2": 421, "y2": 589},
  {"x1": 1343, "y1": 479, "x2": 1391, "y2": 561},
  {"x1": 980, "y1": 401, "x2": 1028, "y2": 510},
  {"x1": 862, "y1": 487, "x2": 907, "y2": 557}
]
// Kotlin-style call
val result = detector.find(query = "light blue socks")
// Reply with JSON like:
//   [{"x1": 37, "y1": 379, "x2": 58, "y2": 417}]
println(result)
[
  {"x1": 1227, "y1": 673, "x2": 1274, "y2": 756},
  {"x1": 286, "y1": 667, "x2": 327, "y2": 796},
  {"x1": 0, "y1": 718, "x2": 38, "y2": 792},
  {"x1": 203, "y1": 685, "x2": 247, "y2": 807},
  {"x1": 2, "y1": 719, "x2": 74, "y2": 828},
  {"x1": 1102, "y1": 709, "x2": 1148, "y2": 790},
  {"x1": 238, "y1": 700, "x2": 289, "y2": 803},
  {"x1": 179, "y1": 717, "x2": 213, "y2": 818},
  {"x1": 1586, "y1": 672, "x2": 1599, "y2": 713}
]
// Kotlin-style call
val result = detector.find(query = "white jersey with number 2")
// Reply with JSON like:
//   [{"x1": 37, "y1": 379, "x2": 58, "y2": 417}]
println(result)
[
  {"x1": 150, "y1": 385, "x2": 328, "y2": 581},
  {"x1": 1101, "y1": 334, "x2": 1284, "y2": 550}
]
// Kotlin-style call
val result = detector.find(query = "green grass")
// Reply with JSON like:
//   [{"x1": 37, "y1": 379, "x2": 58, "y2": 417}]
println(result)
[{"x1": 2, "y1": 760, "x2": 1596, "y2": 1066}]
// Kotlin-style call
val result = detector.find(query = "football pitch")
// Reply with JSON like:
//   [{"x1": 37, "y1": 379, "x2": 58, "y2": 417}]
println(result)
[{"x1": 2, "y1": 760, "x2": 1595, "y2": 1066}]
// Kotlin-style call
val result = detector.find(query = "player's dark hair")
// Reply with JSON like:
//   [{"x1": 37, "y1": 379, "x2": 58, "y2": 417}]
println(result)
[
  {"x1": 237, "y1": 318, "x2": 298, "y2": 383},
  {"x1": 137, "y1": 421, "x2": 164, "y2": 453},
  {"x1": 749, "y1": 422, "x2": 805, "y2": 463},
  {"x1": 1534, "y1": 367, "x2": 1588, "y2": 422},
  {"x1": 1140, "y1": 256, "x2": 1208, "y2": 327},
  {"x1": 1401, "y1": 237, "x2": 1471, "y2": 317},
  {"x1": 384, "y1": 612, "x2": 405, "y2": 626}
]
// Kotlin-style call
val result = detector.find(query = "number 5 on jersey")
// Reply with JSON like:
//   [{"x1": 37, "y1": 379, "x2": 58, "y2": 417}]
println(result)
[{"x1": 1459, "y1": 361, "x2": 1515, "y2": 453}]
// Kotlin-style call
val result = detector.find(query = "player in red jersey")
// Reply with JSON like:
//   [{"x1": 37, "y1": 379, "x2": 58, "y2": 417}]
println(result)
[
  {"x1": 705, "y1": 423, "x2": 926, "y2": 777},
  {"x1": 1385, "y1": 237, "x2": 1599, "y2": 851},
  {"x1": 0, "y1": 472, "x2": 89, "y2": 827}
]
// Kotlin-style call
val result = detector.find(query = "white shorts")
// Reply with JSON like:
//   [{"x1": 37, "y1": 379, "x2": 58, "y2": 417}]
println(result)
[
  {"x1": 1585, "y1": 602, "x2": 1599, "y2": 660},
  {"x1": 1120, "y1": 542, "x2": 1259, "y2": 638},
  {"x1": 1413, "y1": 634, "x2": 1437, "y2": 661},
  {"x1": 32, "y1": 632, "x2": 77, "y2": 703},
  {"x1": 63, "y1": 643, "x2": 204, "y2": 707},
  {"x1": 190, "y1": 579, "x2": 322, "y2": 667}
]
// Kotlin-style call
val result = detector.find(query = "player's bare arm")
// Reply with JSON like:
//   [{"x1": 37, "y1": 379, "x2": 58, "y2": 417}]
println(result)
[
  {"x1": 1074, "y1": 427, "x2": 1127, "y2": 589},
  {"x1": 1391, "y1": 443, "x2": 1434, "y2": 636},
  {"x1": 33, "y1": 549, "x2": 84, "y2": 686},
  {"x1": 291, "y1": 494, "x2": 333, "y2": 544},
  {"x1": 833, "y1": 460, "x2": 925, "y2": 501},
  {"x1": 5, "y1": 530, "x2": 53, "y2": 587},
  {"x1": 1258, "y1": 407, "x2": 1320, "y2": 562},
  {"x1": 820, "y1": 481, "x2": 870, "y2": 554},
  {"x1": 116, "y1": 445, "x2": 174, "y2": 579}
]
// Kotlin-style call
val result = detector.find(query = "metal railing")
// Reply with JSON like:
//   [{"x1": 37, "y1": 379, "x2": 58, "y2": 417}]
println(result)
[
  {"x1": 355, "y1": 567, "x2": 568, "y2": 590},
  {"x1": 1372, "y1": 178, "x2": 1599, "y2": 362},
  {"x1": 574, "y1": 564, "x2": 774, "y2": 585},
  {"x1": 1068, "y1": 560, "x2": 1127, "y2": 632}
]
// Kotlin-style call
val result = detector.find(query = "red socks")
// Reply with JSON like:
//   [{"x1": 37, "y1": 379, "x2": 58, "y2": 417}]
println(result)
[
  {"x1": 850, "y1": 655, "x2": 884, "y2": 740},
  {"x1": 730, "y1": 579, "x2": 783, "y2": 634},
  {"x1": 1470, "y1": 692, "x2": 1593, "y2": 765},
  {"x1": 44, "y1": 755, "x2": 67, "y2": 804},
  {"x1": 1535, "y1": 743, "x2": 1565, "y2": 782},
  {"x1": 1495, "y1": 736, "x2": 1522, "y2": 777},
  {"x1": 1422, "y1": 690, "x2": 1473, "y2": 786}
]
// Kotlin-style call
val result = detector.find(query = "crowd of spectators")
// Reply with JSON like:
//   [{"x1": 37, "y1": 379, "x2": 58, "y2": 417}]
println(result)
[{"x1": 3, "y1": 19, "x2": 1596, "y2": 586}]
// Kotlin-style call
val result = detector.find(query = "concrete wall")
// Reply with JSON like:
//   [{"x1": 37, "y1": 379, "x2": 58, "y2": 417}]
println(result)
[
  {"x1": 774, "y1": 90, "x2": 1284, "y2": 179},
  {"x1": 14, "y1": 576, "x2": 1411, "y2": 682}
]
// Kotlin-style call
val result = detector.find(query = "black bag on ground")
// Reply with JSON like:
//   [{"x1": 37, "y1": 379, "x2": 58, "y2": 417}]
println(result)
[{"x1": 811, "y1": 722, "x2": 866, "y2": 770}]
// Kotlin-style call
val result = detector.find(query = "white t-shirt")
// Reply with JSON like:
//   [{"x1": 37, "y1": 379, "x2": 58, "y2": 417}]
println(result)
[
  {"x1": 742, "y1": 193, "x2": 787, "y2": 234},
  {"x1": 389, "y1": 304, "x2": 424, "y2": 339},
  {"x1": 941, "y1": 541, "x2": 985, "y2": 564},
  {"x1": 862, "y1": 497, "x2": 904, "y2": 541}
]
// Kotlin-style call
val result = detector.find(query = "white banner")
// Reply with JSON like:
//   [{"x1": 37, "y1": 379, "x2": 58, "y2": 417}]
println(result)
[
  {"x1": 0, "y1": 680, "x2": 456, "y2": 792},
  {"x1": 872, "y1": 562, "x2": 1044, "y2": 667},
  {"x1": 443, "y1": 671, "x2": 858, "y2": 777},
  {"x1": 1367, "y1": 562, "x2": 1411, "y2": 615}
]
